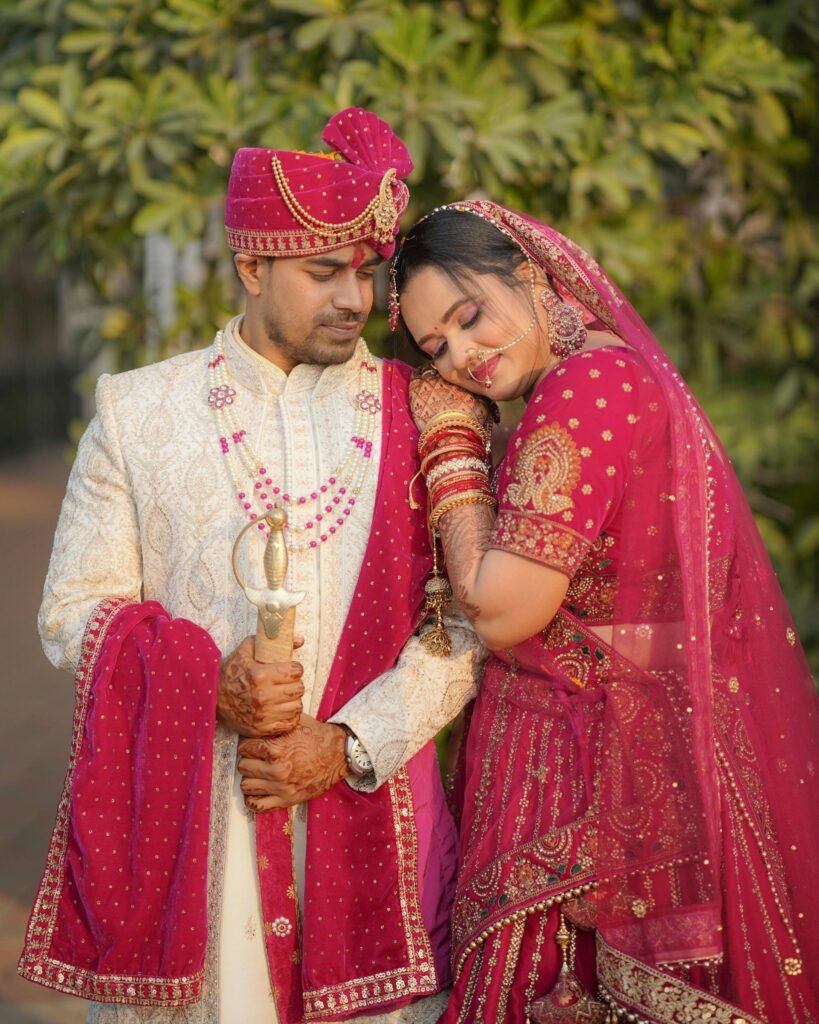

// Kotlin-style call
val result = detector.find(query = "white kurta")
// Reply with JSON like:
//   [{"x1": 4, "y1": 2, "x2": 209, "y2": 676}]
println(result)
[{"x1": 39, "y1": 318, "x2": 482, "y2": 1024}]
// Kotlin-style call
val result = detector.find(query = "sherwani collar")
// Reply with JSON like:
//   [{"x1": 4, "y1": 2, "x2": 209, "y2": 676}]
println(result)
[{"x1": 222, "y1": 315, "x2": 368, "y2": 401}]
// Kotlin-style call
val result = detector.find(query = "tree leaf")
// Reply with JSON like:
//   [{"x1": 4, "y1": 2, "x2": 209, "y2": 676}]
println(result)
[
  {"x1": 132, "y1": 201, "x2": 178, "y2": 235},
  {"x1": 59, "y1": 30, "x2": 117, "y2": 53},
  {"x1": 0, "y1": 127, "x2": 56, "y2": 165},
  {"x1": 17, "y1": 88, "x2": 68, "y2": 131}
]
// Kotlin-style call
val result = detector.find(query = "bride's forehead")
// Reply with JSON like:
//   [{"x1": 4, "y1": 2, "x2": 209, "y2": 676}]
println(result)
[{"x1": 401, "y1": 270, "x2": 466, "y2": 319}]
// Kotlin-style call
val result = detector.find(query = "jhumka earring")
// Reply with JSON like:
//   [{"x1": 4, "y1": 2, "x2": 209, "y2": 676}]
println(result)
[
  {"x1": 540, "y1": 288, "x2": 587, "y2": 359},
  {"x1": 388, "y1": 260, "x2": 401, "y2": 331}
]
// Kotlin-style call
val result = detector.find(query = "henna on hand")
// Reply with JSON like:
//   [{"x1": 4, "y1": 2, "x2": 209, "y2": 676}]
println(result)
[
  {"x1": 216, "y1": 636, "x2": 305, "y2": 737},
  {"x1": 438, "y1": 502, "x2": 495, "y2": 624},
  {"x1": 409, "y1": 365, "x2": 497, "y2": 434},
  {"x1": 237, "y1": 714, "x2": 348, "y2": 811}
]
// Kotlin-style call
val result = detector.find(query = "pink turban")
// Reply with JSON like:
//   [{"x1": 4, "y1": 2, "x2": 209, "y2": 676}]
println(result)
[{"x1": 224, "y1": 108, "x2": 413, "y2": 261}]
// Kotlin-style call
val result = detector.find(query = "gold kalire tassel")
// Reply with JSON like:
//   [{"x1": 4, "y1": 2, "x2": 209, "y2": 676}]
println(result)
[
  {"x1": 529, "y1": 914, "x2": 607, "y2": 1023},
  {"x1": 420, "y1": 530, "x2": 453, "y2": 658}
]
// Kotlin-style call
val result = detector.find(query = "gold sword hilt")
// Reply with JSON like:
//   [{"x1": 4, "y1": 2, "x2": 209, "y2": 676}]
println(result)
[{"x1": 232, "y1": 508, "x2": 305, "y2": 663}]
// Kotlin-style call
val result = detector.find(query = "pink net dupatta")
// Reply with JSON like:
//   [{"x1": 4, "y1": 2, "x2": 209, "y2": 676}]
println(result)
[
  {"x1": 18, "y1": 600, "x2": 221, "y2": 1006},
  {"x1": 254, "y1": 358, "x2": 457, "y2": 1023},
  {"x1": 438, "y1": 201, "x2": 819, "y2": 1020}
]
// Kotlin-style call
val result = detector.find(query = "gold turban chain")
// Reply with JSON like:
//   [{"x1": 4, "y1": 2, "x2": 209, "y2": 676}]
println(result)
[{"x1": 271, "y1": 156, "x2": 399, "y2": 247}]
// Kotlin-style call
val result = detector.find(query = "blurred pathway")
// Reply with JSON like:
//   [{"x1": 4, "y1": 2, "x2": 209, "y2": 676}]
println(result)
[{"x1": 0, "y1": 448, "x2": 86, "y2": 1022}]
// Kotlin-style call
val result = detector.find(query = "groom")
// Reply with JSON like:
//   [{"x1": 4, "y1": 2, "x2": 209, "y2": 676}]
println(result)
[{"x1": 20, "y1": 107, "x2": 482, "y2": 1023}]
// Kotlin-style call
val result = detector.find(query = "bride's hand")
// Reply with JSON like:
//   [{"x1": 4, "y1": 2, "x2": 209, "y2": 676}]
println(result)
[{"x1": 409, "y1": 365, "x2": 497, "y2": 435}]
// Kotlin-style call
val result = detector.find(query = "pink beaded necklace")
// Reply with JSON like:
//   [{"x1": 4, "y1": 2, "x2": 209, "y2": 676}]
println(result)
[{"x1": 207, "y1": 330, "x2": 381, "y2": 549}]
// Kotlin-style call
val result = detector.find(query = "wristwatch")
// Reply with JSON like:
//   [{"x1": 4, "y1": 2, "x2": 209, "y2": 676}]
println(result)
[{"x1": 341, "y1": 727, "x2": 373, "y2": 777}]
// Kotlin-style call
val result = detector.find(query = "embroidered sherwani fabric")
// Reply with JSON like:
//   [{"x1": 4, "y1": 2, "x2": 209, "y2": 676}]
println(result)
[{"x1": 39, "y1": 318, "x2": 481, "y2": 1023}]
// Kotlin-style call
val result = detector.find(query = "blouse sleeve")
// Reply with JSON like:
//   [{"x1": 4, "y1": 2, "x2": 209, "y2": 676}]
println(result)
[{"x1": 489, "y1": 350, "x2": 644, "y2": 578}]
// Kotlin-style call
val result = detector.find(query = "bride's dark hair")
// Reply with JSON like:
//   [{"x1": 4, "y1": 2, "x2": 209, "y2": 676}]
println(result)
[{"x1": 394, "y1": 208, "x2": 529, "y2": 302}]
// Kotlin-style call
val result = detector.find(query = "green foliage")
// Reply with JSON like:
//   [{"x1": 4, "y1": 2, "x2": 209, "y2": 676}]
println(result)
[{"x1": 1, "y1": 0, "x2": 817, "y2": 665}]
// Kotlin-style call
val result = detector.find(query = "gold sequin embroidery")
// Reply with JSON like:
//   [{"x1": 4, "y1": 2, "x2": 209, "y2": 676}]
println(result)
[{"x1": 504, "y1": 421, "x2": 582, "y2": 517}]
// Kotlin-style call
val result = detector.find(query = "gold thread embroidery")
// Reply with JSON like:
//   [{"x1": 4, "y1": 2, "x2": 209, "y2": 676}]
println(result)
[
  {"x1": 505, "y1": 421, "x2": 581, "y2": 516},
  {"x1": 302, "y1": 767, "x2": 437, "y2": 1018},
  {"x1": 490, "y1": 511, "x2": 591, "y2": 576},
  {"x1": 18, "y1": 600, "x2": 205, "y2": 1007},
  {"x1": 455, "y1": 882, "x2": 597, "y2": 979},
  {"x1": 597, "y1": 936, "x2": 764, "y2": 1024}
]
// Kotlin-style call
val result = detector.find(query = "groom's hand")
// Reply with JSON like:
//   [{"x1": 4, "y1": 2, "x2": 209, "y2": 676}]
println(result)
[
  {"x1": 237, "y1": 714, "x2": 348, "y2": 811},
  {"x1": 216, "y1": 636, "x2": 305, "y2": 737}
]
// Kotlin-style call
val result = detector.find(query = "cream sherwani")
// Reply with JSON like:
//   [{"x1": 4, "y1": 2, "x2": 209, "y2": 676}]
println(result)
[{"x1": 39, "y1": 318, "x2": 482, "y2": 1023}]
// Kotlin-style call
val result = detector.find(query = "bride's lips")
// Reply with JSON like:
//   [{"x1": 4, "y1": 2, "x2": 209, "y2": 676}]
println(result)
[{"x1": 470, "y1": 354, "x2": 501, "y2": 385}]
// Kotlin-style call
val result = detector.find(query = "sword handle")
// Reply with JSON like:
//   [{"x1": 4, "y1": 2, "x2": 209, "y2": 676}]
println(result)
[
  {"x1": 253, "y1": 606, "x2": 296, "y2": 663},
  {"x1": 255, "y1": 507, "x2": 296, "y2": 662}
]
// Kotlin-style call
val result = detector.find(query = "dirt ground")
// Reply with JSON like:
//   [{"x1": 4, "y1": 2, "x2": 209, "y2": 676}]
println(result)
[{"x1": 0, "y1": 447, "x2": 87, "y2": 1023}]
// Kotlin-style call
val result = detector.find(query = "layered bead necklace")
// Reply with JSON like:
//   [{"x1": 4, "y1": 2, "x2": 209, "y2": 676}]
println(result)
[{"x1": 207, "y1": 330, "x2": 381, "y2": 550}]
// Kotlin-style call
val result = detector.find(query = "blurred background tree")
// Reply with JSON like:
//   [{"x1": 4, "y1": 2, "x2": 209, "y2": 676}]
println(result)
[{"x1": 1, "y1": 0, "x2": 817, "y2": 665}]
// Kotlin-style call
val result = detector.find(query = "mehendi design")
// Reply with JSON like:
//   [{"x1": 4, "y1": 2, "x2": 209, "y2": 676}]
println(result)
[
  {"x1": 438, "y1": 503, "x2": 496, "y2": 624},
  {"x1": 408, "y1": 367, "x2": 495, "y2": 434},
  {"x1": 216, "y1": 637, "x2": 304, "y2": 737},
  {"x1": 238, "y1": 715, "x2": 347, "y2": 811}
]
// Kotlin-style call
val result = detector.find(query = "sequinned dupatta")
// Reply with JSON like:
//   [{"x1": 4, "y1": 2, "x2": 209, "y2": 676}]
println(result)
[
  {"x1": 255, "y1": 357, "x2": 456, "y2": 1023},
  {"x1": 18, "y1": 601, "x2": 221, "y2": 1005},
  {"x1": 436, "y1": 201, "x2": 819, "y2": 1017}
]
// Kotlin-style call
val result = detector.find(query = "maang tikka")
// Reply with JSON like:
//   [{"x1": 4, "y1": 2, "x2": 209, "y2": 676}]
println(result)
[{"x1": 541, "y1": 286, "x2": 587, "y2": 358}]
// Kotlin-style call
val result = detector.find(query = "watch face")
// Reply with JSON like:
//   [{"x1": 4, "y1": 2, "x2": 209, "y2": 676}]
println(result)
[{"x1": 346, "y1": 736, "x2": 373, "y2": 775}]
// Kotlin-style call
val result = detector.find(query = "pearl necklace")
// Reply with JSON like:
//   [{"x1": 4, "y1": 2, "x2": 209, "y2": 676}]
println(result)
[{"x1": 207, "y1": 330, "x2": 381, "y2": 550}]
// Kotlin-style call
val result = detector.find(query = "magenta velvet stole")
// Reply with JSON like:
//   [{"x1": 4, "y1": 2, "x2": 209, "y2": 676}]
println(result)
[
  {"x1": 254, "y1": 358, "x2": 457, "y2": 1022},
  {"x1": 18, "y1": 599, "x2": 221, "y2": 1006}
]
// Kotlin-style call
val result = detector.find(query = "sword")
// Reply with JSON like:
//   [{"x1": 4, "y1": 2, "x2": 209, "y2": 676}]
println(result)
[{"x1": 232, "y1": 507, "x2": 305, "y2": 662}]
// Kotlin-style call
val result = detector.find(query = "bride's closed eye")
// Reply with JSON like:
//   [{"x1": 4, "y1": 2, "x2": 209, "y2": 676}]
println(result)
[
  {"x1": 459, "y1": 306, "x2": 480, "y2": 331},
  {"x1": 428, "y1": 307, "x2": 480, "y2": 360}
]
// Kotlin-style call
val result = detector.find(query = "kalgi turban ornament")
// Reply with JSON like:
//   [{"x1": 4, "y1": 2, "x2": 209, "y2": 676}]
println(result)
[{"x1": 224, "y1": 107, "x2": 413, "y2": 261}]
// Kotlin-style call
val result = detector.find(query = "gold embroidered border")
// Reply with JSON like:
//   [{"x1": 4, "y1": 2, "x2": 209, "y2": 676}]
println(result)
[
  {"x1": 490, "y1": 509, "x2": 592, "y2": 576},
  {"x1": 226, "y1": 224, "x2": 374, "y2": 257},
  {"x1": 596, "y1": 935, "x2": 763, "y2": 1024},
  {"x1": 453, "y1": 807, "x2": 597, "y2": 953},
  {"x1": 454, "y1": 881, "x2": 597, "y2": 979},
  {"x1": 715, "y1": 740, "x2": 795, "y2": 944},
  {"x1": 17, "y1": 961, "x2": 203, "y2": 1007},
  {"x1": 302, "y1": 766, "x2": 438, "y2": 1019},
  {"x1": 17, "y1": 599, "x2": 205, "y2": 1007}
]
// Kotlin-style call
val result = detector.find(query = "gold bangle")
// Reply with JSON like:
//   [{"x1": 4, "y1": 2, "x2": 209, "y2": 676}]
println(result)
[
  {"x1": 429, "y1": 492, "x2": 496, "y2": 530},
  {"x1": 418, "y1": 412, "x2": 489, "y2": 452}
]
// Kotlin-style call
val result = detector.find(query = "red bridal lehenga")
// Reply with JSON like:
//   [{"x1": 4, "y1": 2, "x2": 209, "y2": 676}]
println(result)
[{"x1": 436, "y1": 202, "x2": 819, "y2": 1024}]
